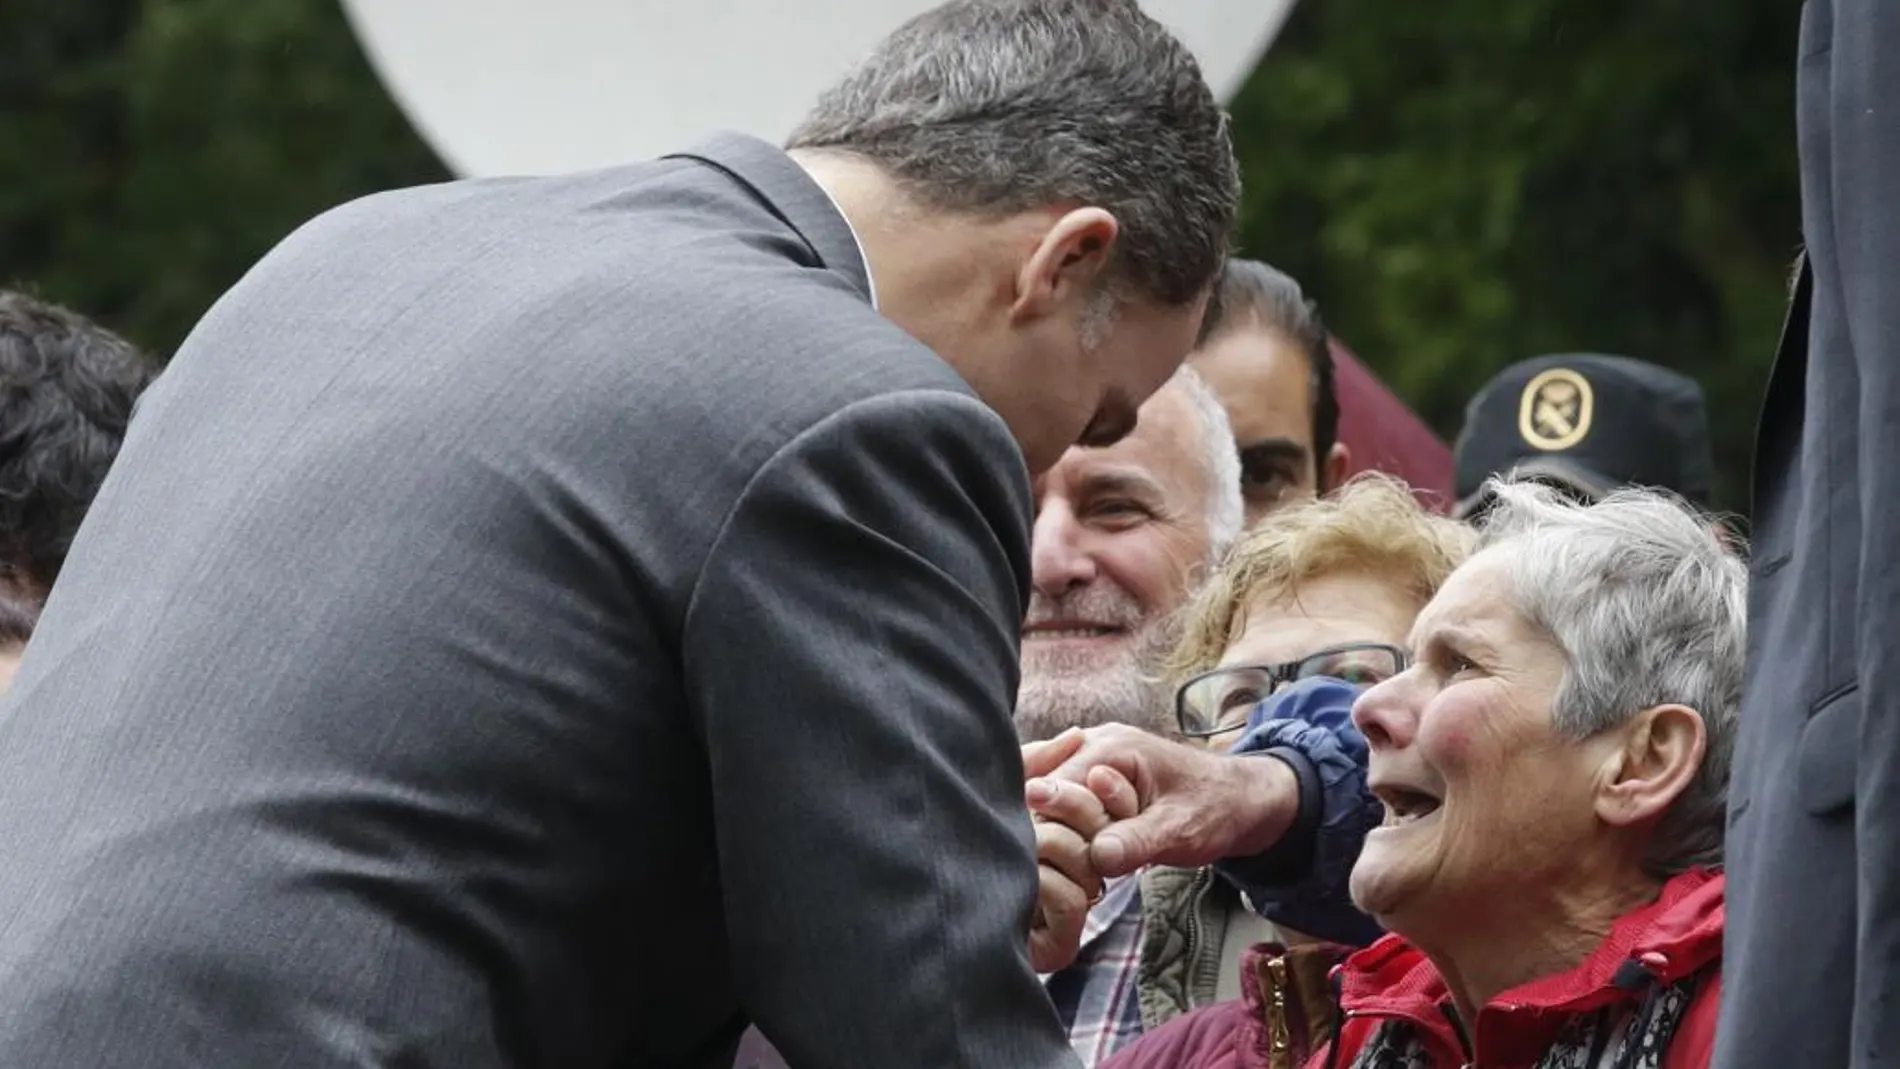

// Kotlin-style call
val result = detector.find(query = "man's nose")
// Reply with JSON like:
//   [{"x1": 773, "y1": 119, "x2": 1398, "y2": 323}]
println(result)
[{"x1": 1030, "y1": 504, "x2": 1098, "y2": 597}]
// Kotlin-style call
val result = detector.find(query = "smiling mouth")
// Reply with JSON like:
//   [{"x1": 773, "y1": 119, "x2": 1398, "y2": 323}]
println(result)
[
  {"x1": 1373, "y1": 786, "x2": 1442, "y2": 828},
  {"x1": 1022, "y1": 624, "x2": 1124, "y2": 641}
]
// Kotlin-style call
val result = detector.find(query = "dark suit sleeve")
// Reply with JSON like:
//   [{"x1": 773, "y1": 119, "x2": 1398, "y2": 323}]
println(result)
[
  {"x1": 681, "y1": 389, "x2": 1078, "y2": 1069},
  {"x1": 1842, "y1": 1, "x2": 1900, "y2": 1056}
]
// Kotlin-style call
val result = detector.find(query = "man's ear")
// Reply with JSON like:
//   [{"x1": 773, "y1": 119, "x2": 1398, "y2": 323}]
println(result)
[
  {"x1": 1011, "y1": 208, "x2": 1119, "y2": 325},
  {"x1": 1594, "y1": 703, "x2": 1706, "y2": 829},
  {"x1": 1321, "y1": 442, "x2": 1352, "y2": 494}
]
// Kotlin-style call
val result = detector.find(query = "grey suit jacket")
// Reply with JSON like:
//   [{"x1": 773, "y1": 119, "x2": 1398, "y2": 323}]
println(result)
[
  {"x1": 1718, "y1": 2, "x2": 1900, "y2": 1065},
  {"x1": 0, "y1": 133, "x2": 1079, "y2": 1069}
]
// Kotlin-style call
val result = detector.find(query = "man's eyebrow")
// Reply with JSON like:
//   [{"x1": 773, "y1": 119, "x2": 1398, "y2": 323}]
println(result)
[
  {"x1": 1077, "y1": 469, "x2": 1168, "y2": 501},
  {"x1": 1237, "y1": 438, "x2": 1311, "y2": 469}
]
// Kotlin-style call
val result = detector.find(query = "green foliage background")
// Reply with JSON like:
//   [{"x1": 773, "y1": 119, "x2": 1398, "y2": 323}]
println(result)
[{"x1": 1, "y1": 0, "x2": 1801, "y2": 512}]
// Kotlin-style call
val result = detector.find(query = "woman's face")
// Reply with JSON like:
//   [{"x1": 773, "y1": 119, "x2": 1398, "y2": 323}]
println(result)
[
  {"x1": 1192, "y1": 572, "x2": 1421, "y2": 747},
  {"x1": 1347, "y1": 551, "x2": 1620, "y2": 932}
]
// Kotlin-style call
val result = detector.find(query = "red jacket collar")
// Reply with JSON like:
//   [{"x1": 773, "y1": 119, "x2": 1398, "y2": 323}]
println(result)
[{"x1": 1334, "y1": 869, "x2": 1725, "y2": 1056}]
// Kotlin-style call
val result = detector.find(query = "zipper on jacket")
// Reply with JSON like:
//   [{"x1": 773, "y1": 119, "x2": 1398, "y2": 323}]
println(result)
[
  {"x1": 1263, "y1": 954, "x2": 1293, "y2": 1068},
  {"x1": 1440, "y1": 1002, "x2": 1475, "y2": 1067},
  {"x1": 1322, "y1": 967, "x2": 1347, "y2": 1069},
  {"x1": 1184, "y1": 867, "x2": 1220, "y2": 1003}
]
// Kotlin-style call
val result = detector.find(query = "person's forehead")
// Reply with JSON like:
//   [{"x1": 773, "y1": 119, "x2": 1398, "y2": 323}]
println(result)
[
  {"x1": 1218, "y1": 617, "x2": 1370, "y2": 669},
  {"x1": 1191, "y1": 326, "x2": 1314, "y2": 443},
  {"x1": 1218, "y1": 575, "x2": 1415, "y2": 666},
  {"x1": 1039, "y1": 383, "x2": 1204, "y2": 498},
  {"x1": 1408, "y1": 552, "x2": 1514, "y2": 646}
]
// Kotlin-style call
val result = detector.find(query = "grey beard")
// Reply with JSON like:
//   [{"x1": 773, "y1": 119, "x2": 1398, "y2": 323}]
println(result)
[{"x1": 1013, "y1": 622, "x2": 1177, "y2": 743}]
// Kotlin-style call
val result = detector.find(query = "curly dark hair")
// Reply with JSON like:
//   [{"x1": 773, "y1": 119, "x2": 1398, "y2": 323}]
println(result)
[{"x1": 0, "y1": 292, "x2": 155, "y2": 598}]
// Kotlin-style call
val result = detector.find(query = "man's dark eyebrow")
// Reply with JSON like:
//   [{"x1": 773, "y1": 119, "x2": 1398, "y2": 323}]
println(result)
[
  {"x1": 1236, "y1": 438, "x2": 1311, "y2": 470},
  {"x1": 1078, "y1": 469, "x2": 1167, "y2": 501}
]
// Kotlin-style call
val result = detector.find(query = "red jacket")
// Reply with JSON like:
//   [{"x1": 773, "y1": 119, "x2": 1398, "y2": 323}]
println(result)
[{"x1": 1099, "y1": 869, "x2": 1724, "y2": 1069}]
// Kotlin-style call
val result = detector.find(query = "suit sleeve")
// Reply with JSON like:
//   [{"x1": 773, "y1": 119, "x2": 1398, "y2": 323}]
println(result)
[
  {"x1": 681, "y1": 389, "x2": 1078, "y2": 1069},
  {"x1": 1845, "y1": 0, "x2": 1900, "y2": 1054}
]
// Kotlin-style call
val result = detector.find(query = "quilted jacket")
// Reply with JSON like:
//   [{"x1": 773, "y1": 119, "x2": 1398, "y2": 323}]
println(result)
[{"x1": 1100, "y1": 869, "x2": 1724, "y2": 1069}]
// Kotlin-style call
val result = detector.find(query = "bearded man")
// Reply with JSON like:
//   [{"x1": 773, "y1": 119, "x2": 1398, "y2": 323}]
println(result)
[{"x1": 1016, "y1": 367, "x2": 1243, "y2": 743}]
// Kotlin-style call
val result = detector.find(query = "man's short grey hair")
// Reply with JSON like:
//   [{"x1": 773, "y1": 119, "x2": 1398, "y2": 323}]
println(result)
[
  {"x1": 787, "y1": 0, "x2": 1239, "y2": 307},
  {"x1": 1171, "y1": 366, "x2": 1243, "y2": 560},
  {"x1": 1474, "y1": 477, "x2": 1745, "y2": 878}
]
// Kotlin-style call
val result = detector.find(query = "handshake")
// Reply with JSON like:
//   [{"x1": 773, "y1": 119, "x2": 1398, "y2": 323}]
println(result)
[{"x1": 1020, "y1": 723, "x2": 1301, "y2": 973}]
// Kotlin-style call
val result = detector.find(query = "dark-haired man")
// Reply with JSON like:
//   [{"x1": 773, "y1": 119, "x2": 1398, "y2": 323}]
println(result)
[
  {"x1": 1187, "y1": 259, "x2": 1455, "y2": 522},
  {"x1": 1190, "y1": 260, "x2": 1348, "y2": 525},
  {"x1": 0, "y1": 1, "x2": 1239, "y2": 1067}
]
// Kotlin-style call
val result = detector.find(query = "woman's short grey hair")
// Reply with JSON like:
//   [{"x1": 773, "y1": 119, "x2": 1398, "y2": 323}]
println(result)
[
  {"x1": 1474, "y1": 477, "x2": 1745, "y2": 877},
  {"x1": 1170, "y1": 366, "x2": 1244, "y2": 560}
]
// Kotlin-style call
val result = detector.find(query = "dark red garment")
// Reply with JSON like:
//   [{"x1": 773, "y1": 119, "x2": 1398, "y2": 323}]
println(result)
[
  {"x1": 1329, "y1": 341, "x2": 1454, "y2": 513},
  {"x1": 1100, "y1": 868, "x2": 1725, "y2": 1069}
]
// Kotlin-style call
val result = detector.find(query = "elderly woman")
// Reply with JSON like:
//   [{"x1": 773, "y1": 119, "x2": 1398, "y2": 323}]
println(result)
[{"x1": 1088, "y1": 479, "x2": 1742, "y2": 1069}]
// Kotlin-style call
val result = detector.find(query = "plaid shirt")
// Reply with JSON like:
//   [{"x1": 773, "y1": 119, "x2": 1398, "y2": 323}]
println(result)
[{"x1": 1041, "y1": 874, "x2": 1146, "y2": 1069}]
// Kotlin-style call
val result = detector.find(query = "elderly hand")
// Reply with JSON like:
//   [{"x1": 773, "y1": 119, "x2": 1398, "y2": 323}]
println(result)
[
  {"x1": 1022, "y1": 723, "x2": 1302, "y2": 879},
  {"x1": 1025, "y1": 729, "x2": 1137, "y2": 972}
]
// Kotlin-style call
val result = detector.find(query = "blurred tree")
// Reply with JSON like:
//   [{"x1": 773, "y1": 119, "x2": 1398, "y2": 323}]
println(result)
[
  {"x1": 0, "y1": 0, "x2": 1801, "y2": 511},
  {"x1": 1230, "y1": 0, "x2": 1802, "y2": 512},
  {"x1": 0, "y1": 0, "x2": 447, "y2": 357}
]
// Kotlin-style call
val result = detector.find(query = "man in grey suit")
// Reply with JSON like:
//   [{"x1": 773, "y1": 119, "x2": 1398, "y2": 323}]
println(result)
[
  {"x1": 1718, "y1": 1, "x2": 1900, "y2": 1066},
  {"x1": 0, "y1": 1, "x2": 1238, "y2": 1066}
]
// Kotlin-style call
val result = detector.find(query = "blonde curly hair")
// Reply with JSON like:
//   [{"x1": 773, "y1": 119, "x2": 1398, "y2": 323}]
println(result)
[{"x1": 1162, "y1": 473, "x2": 1474, "y2": 689}]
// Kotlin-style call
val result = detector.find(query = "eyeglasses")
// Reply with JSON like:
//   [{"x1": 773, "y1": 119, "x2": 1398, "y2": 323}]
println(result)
[{"x1": 1174, "y1": 643, "x2": 1410, "y2": 739}]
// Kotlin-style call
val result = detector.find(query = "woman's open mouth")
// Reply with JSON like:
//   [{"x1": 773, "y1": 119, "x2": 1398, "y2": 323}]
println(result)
[{"x1": 1373, "y1": 786, "x2": 1442, "y2": 827}]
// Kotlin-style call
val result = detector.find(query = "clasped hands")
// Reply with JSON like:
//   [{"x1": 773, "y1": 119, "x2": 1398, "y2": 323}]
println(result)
[{"x1": 1022, "y1": 723, "x2": 1301, "y2": 974}]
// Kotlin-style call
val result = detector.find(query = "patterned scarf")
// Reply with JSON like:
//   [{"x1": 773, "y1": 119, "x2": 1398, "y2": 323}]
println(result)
[{"x1": 1342, "y1": 973, "x2": 1699, "y2": 1069}]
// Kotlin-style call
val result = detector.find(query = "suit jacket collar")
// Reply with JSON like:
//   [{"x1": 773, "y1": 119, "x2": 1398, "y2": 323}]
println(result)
[
  {"x1": 1751, "y1": 252, "x2": 1811, "y2": 515},
  {"x1": 663, "y1": 132, "x2": 874, "y2": 306}
]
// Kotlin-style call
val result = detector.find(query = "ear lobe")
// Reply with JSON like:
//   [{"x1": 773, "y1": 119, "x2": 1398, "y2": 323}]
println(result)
[
  {"x1": 1011, "y1": 208, "x2": 1120, "y2": 324},
  {"x1": 1323, "y1": 443, "x2": 1352, "y2": 494},
  {"x1": 1594, "y1": 704, "x2": 1707, "y2": 830}
]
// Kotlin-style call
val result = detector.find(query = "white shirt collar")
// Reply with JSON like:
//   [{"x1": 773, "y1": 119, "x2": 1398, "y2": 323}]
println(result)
[{"x1": 814, "y1": 185, "x2": 878, "y2": 310}]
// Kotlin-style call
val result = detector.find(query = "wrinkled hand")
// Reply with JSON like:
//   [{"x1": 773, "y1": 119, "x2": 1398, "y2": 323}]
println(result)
[
  {"x1": 1022, "y1": 723, "x2": 1300, "y2": 880},
  {"x1": 1025, "y1": 730, "x2": 1138, "y2": 972}
]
